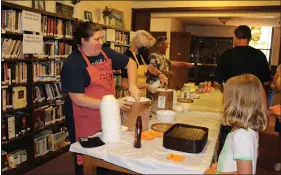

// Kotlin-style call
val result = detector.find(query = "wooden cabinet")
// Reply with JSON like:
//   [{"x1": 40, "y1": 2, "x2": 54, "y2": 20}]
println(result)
[
  {"x1": 188, "y1": 36, "x2": 234, "y2": 84},
  {"x1": 169, "y1": 32, "x2": 191, "y2": 89}
]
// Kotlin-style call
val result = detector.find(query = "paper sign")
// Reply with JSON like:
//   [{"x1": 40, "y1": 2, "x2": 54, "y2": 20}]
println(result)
[
  {"x1": 23, "y1": 34, "x2": 43, "y2": 54},
  {"x1": 130, "y1": 31, "x2": 135, "y2": 42},
  {"x1": 22, "y1": 10, "x2": 41, "y2": 33},
  {"x1": 106, "y1": 29, "x2": 116, "y2": 42}
]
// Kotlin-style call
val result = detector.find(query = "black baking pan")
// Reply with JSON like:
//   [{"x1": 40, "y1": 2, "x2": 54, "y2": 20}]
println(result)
[{"x1": 163, "y1": 123, "x2": 208, "y2": 153}]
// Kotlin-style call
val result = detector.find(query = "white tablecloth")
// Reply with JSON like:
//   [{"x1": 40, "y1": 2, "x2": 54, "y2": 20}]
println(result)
[{"x1": 69, "y1": 90, "x2": 223, "y2": 174}]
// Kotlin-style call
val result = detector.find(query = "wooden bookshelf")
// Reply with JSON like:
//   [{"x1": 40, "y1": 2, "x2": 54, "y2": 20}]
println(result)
[
  {"x1": 1, "y1": 2, "x2": 131, "y2": 174},
  {"x1": 2, "y1": 1, "x2": 75, "y2": 21},
  {"x1": 1, "y1": 1, "x2": 73, "y2": 174}
]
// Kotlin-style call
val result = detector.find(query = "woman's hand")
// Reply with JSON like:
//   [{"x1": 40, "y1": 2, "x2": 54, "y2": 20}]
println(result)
[
  {"x1": 117, "y1": 97, "x2": 132, "y2": 111},
  {"x1": 163, "y1": 71, "x2": 174, "y2": 77},
  {"x1": 204, "y1": 163, "x2": 217, "y2": 174},
  {"x1": 185, "y1": 62, "x2": 194, "y2": 68},
  {"x1": 137, "y1": 84, "x2": 148, "y2": 89},
  {"x1": 159, "y1": 73, "x2": 168, "y2": 85},
  {"x1": 270, "y1": 105, "x2": 281, "y2": 121},
  {"x1": 129, "y1": 84, "x2": 141, "y2": 101}
]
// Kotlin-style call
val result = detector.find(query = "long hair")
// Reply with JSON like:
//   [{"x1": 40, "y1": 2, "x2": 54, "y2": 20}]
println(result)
[{"x1": 222, "y1": 74, "x2": 268, "y2": 131}]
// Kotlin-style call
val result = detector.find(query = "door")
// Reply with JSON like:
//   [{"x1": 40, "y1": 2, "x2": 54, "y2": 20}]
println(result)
[
  {"x1": 169, "y1": 32, "x2": 191, "y2": 89},
  {"x1": 131, "y1": 10, "x2": 151, "y2": 31}
]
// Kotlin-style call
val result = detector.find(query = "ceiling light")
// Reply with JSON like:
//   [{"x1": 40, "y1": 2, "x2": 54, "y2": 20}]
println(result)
[{"x1": 218, "y1": 18, "x2": 233, "y2": 25}]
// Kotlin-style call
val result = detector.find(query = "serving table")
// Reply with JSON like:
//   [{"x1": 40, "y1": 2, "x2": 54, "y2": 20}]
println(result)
[{"x1": 69, "y1": 90, "x2": 223, "y2": 174}]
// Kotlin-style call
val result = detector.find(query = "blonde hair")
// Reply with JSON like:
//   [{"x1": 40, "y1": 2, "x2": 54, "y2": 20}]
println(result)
[
  {"x1": 222, "y1": 74, "x2": 268, "y2": 131},
  {"x1": 130, "y1": 30, "x2": 156, "y2": 53}
]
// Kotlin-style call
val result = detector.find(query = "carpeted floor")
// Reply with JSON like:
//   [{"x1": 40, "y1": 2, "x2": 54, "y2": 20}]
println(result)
[{"x1": 24, "y1": 115, "x2": 280, "y2": 175}]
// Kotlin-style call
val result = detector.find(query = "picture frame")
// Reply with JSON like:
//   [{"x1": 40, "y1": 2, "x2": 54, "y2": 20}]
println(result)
[
  {"x1": 110, "y1": 8, "x2": 125, "y2": 30},
  {"x1": 84, "y1": 11, "x2": 93, "y2": 22},
  {"x1": 32, "y1": 0, "x2": 45, "y2": 11}
]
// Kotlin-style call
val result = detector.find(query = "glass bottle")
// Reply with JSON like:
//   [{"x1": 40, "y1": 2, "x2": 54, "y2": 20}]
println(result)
[{"x1": 134, "y1": 116, "x2": 142, "y2": 148}]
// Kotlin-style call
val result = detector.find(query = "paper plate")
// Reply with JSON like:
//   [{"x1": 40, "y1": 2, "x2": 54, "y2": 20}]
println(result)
[
  {"x1": 151, "y1": 123, "x2": 173, "y2": 133},
  {"x1": 177, "y1": 98, "x2": 194, "y2": 103}
]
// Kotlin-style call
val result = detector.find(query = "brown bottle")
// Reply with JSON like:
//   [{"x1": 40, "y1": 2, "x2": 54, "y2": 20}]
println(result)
[{"x1": 134, "y1": 116, "x2": 142, "y2": 148}]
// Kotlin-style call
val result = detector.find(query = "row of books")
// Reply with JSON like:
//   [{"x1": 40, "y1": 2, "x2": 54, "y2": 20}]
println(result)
[
  {"x1": 33, "y1": 103, "x2": 64, "y2": 132},
  {"x1": 113, "y1": 46, "x2": 128, "y2": 54},
  {"x1": 1, "y1": 10, "x2": 73, "y2": 38},
  {"x1": 2, "y1": 149, "x2": 27, "y2": 172},
  {"x1": 34, "y1": 127, "x2": 70, "y2": 158},
  {"x1": 1, "y1": 62, "x2": 28, "y2": 85},
  {"x1": 102, "y1": 29, "x2": 130, "y2": 45},
  {"x1": 33, "y1": 62, "x2": 62, "y2": 82},
  {"x1": 41, "y1": 16, "x2": 73, "y2": 38},
  {"x1": 2, "y1": 112, "x2": 31, "y2": 141},
  {"x1": 1, "y1": 10, "x2": 22, "y2": 33},
  {"x1": 114, "y1": 75, "x2": 122, "y2": 87},
  {"x1": 33, "y1": 40, "x2": 72, "y2": 59},
  {"x1": 2, "y1": 86, "x2": 27, "y2": 111},
  {"x1": 2, "y1": 38, "x2": 24, "y2": 59},
  {"x1": 33, "y1": 83, "x2": 62, "y2": 104},
  {"x1": 115, "y1": 31, "x2": 129, "y2": 45}
]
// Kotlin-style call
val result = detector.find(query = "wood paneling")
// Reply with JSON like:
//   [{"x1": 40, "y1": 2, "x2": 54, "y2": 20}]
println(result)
[
  {"x1": 131, "y1": 10, "x2": 151, "y2": 31},
  {"x1": 169, "y1": 32, "x2": 191, "y2": 89},
  {"x1": 132, "y1": 6, "x2": 281, "y2": 13}
]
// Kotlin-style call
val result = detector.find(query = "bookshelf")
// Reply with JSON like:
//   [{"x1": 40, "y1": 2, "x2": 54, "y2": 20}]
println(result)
[
  {"x1": 1, "y1": 1, "x2": 132, "y2": 173},
  {"x1": 1, "y1": 1, "x2": 72, "y2": 174}
]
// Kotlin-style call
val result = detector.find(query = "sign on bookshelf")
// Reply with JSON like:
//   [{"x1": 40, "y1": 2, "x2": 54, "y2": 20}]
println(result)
[
  {"x1": 22, "y1": 10, "x2": 41, "y2": 33},
  {"x1": 23, "y1": 34, "x2": 43, "y2": 54}
]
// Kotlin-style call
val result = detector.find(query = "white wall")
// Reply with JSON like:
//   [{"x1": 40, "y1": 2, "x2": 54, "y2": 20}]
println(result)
[
  {"x1": 150, "y1": 18, "x2": 184, "y2": 58},
  {"x1": 185, "y1": 25, "x2": 236, "y2": 37},
  {"x1": 4, "y1": 0, "x2": 133, "y2": 30},
  {"x1": 171, "y1": 18, "x2": 184, "y2": 32}
]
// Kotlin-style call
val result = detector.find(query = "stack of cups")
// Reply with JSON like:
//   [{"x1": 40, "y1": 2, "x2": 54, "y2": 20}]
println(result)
[{"x1": 100, "y1": 95, "x2": 121, "y2": 143}]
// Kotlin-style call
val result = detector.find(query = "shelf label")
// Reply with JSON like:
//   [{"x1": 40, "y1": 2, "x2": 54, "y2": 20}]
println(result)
[
  {"x1": 23, "y1": 34, "x2": 43, "y2": 54},
  {"x1": 22, "y1": 10, "x2": 41, "y2": 33}
]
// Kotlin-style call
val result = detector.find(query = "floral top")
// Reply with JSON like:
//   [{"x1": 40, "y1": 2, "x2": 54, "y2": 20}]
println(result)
[{"x1": 146, "y1": 52, "x2": 171, "y2": 85}]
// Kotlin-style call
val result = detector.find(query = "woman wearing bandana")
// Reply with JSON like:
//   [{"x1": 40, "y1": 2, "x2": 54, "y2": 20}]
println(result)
[{"x1": 121, "y1": 30, "x2": 167, "y2": 97}]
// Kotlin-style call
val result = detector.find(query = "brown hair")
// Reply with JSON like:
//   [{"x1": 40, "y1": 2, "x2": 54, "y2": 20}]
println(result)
[
  {"x1": 150, "y1": 36, "x2": 167, "y2": 54},
  {"x1": 234, "y1": 25, "x2": 252, "y2": 41},
  {"x1": 222, "y1": 74, "x2": 268, "y2": 131},
  {"x1": 74, "y1": 21, "x2": 103, "y2": 46}
]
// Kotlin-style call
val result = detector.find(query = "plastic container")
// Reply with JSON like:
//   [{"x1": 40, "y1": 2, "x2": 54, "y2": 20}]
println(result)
[
  {"x1": 100, "y1": 95, "x2": 121, "y2": 143},
  {"x1": 156, "y1": 110, "x2": 175, "y2": 123},
  {"x1": 163, "y1": 123, "x2": 208, "y2": 153}
]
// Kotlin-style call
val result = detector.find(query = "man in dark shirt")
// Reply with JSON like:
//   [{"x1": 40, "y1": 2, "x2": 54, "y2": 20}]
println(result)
[
  {"x1": 214, "y1": 25, "x2": 272, "y2": 152},
  {"x1": 215, "y1": 25, "x2": 271, "y2": 86}
]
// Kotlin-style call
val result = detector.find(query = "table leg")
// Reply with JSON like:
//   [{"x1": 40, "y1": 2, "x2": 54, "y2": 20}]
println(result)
[{"x1": 83, "y1": 155, "x2": 97, "y2": 175}]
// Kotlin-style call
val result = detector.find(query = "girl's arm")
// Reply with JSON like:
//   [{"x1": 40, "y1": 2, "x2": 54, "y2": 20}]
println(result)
[{"x1": 236, "y1": 160, "x2": 252, "y2": 174}]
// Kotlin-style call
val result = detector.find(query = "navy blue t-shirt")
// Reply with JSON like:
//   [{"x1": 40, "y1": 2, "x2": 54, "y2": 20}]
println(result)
[{"x1": 61, "y1": 46, "x2": 129, "y2": 141}]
